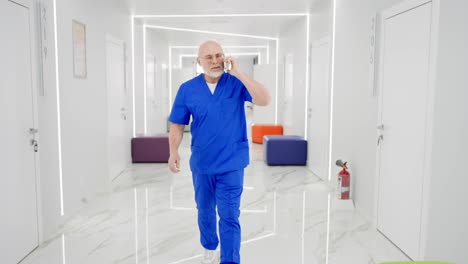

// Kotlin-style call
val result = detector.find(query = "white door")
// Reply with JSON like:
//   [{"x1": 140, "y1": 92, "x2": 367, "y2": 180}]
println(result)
[
  {"x1": 376, "y1": 1, "x2": 433, "y2": 259},
  {"x1": 0, "y1": 0, "x2": 39, "y2": 262},
  {"x1": 307, "y1": 38, "x2": 331, "y2": 180},
  {"x1": 106, "y1": 36, "x2": 130, "y2": 181}
]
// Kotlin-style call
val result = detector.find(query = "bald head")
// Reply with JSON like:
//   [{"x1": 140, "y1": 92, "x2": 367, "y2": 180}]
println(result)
[{"x1": 198, "y1": 40, "x2": 224, "y2": 57}]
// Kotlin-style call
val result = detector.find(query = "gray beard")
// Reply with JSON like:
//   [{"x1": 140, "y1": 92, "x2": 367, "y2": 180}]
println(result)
[{"x1": 205, "y1": 70, "x2": 223, "y2": 78}]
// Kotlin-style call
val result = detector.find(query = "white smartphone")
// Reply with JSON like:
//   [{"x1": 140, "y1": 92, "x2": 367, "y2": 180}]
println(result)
[{"x1": 224, "y1": 61, "x2": 231, "y2": 71}]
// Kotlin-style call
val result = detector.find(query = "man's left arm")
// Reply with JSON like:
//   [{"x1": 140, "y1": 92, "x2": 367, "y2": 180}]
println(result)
[{"x1": 226, "y1": 56, "x2": 271, "y2": 106}]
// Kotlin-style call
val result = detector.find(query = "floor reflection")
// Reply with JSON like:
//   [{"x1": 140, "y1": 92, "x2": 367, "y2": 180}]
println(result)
[{"x1": 21, "y1": 136, "x2": 409, "y2": 264}]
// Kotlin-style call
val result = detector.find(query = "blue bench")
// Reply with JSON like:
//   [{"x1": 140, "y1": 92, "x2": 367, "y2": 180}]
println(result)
[{"x1": 263, "y1": 135, "x2": 307, "y2": 165}]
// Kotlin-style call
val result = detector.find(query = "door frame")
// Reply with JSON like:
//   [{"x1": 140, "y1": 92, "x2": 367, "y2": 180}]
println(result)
[
  {"x1": 372, "y1": 0, "x2": 440, "y2": 259},
  {"x1": 105, "y1": 34, "x2": 130, "y2": 182},
  {"x1": 145, "y1": 53, "x2": 156, "y2": 133},
  {"x1": 307, "y1": 36, "x2": 331, "y2": 180},
  {"x1": 8, "y1": 0, "x2": 44, "y2": 244},
  {"x1": 29, "y1": 0, "x2": 43, "y2": 243}
]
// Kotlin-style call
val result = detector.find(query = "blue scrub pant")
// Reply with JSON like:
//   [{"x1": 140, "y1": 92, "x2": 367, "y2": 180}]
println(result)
[{"x1": 192, "y1": 169, "x2": 244, "y2": 264}]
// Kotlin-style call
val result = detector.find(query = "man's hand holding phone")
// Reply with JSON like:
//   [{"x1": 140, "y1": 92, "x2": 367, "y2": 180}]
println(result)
[{"x1": 224, "y1": 56, "x2": 239, "y2": 77}]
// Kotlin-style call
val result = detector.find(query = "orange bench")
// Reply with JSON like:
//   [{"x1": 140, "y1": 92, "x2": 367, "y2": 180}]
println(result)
[{"x1": 252, "y1": 124, "x2": 283, "y2": 144}]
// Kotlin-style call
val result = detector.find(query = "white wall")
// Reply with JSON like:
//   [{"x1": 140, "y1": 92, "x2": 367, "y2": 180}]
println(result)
[
  {"x1": 252, "y1": 64, "x2": 276, "y2": 124},
  {"x1": 278, "y1": 18, "x2": 307, "y2": 136},
  {"x1": 333, "y1": 0, "x2": 468, "y2": 261},
  {"x1": 332, "y1": 0, "x2": 403, "y2": 220},
  {"x1": 424, "y1": 0, "x2": 468, "y2": 262},
  {"x1": 171, "y1": 67, "x2": 195, "y2": 103},
  {"x1": 39, "y1": 0, "x2": 131, "y2": 239},
  {"x1": 310, "y1": 5, "x2": 333, "y2": 43},
  {"x1": 235, "y1": 56, "x2": 255, "y2": 79}
]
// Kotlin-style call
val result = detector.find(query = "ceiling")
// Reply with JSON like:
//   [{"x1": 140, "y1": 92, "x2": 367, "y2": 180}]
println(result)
[
  {"x1": 146, "y1": 27, "x2": 274, "y2": 47},
  {"x1": 140, "y1": 16, "x2": 305, "y2": 39},
  {"x1": 126, "y1": 0, "x2": 330, "y2": 16},
  {"x1": 128, "y1": 0, "x2": 331, "y2": 49}
]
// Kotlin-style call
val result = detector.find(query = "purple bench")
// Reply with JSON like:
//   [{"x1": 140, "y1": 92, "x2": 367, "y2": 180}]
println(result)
[
  {"x1": 131, "y1": 134, "x2": 170, "y2": 163},
  {"x1": 264, "y1": 135, "x2": 307, "y2": 165}
]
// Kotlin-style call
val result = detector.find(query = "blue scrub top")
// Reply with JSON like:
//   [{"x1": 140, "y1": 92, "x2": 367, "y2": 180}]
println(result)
[{"x1": 169, "y1": 72, "x2": 253, "y2": 174}]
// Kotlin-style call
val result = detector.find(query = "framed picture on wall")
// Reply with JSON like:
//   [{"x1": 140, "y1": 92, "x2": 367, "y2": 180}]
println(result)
[{"x1": 72, "y1": 20, "x2": 87, "y2": 78}]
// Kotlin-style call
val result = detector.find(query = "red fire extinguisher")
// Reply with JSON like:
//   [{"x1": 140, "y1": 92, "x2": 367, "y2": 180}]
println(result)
[{"x1": 336, "y1": 160, "x2": 350, "y2": 200}]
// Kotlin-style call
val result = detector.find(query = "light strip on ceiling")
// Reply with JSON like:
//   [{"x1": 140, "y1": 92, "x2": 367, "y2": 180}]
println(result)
[
  {"x1": 304, "y1": 14, "x2": 310, "y2": 139},
  {"x1": 52, "y1": 0, "x2": 64, "y2": 216},
  {"x1": 302, "y1": 191, "x2": 306, "y2": 264},
  {"x1": 145, "y1": 188, "x2": 150, "y2": 264},
  {"x1": 134, "y1": 13, "x2": 307, "y2": 18},
  {"x1": 61, "y1": 234, "x2": 66, "y2": 264},
  {"x1": 168, "y1": 45, "x2": 172, "y2": 113},
  {"x1": 267, "y1": 44, "x2": 270, "y2": 64},
  {"x1": 131, "y1": 16, "x2": 136, "y2": 137},
  {"x1": 326, "y1": 2, "x2": 338, "y2": 264},
  {"x1": 145, "y1": 25, "x2": 277, "y2": 40},
  {"x1": 171, "y1": 45, "x2": 268, "y2": 49},
  {"x1": 134, "y1": 188, "x2": 139, "y2": 263},
  {"x1": 143, "y1": 25, "x2": 148, "y2": 134},
  {"x1": 275, "y1": 40, "x2": 279, "y2": 124},
  {"x1": 328, "y1": 0, "x2": 338, "y2": 182},
  {"x1": 325, "y1": 193, "x2": 331, "y2": 264}
]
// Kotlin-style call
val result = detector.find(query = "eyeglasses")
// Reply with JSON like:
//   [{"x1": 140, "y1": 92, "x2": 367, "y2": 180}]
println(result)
[{"x1": 202, "y1": 53, "x2": 224, "y2": 62}]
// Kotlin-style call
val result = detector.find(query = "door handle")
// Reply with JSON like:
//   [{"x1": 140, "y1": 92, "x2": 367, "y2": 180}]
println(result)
[
  {"x1": 29, "y1": 128, "x2": 39, "y2": 134},
  {"x1": 30, "y1": 139, "x2": 39, "y2": 152},
  {"x1": 377, "y1": 134, "x2": 384, "y2": 145}
]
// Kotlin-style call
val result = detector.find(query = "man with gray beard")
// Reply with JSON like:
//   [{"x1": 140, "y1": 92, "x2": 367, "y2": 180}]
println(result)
[{"x1": 168, "y1": 40, "x2": 270, "y2": 264}]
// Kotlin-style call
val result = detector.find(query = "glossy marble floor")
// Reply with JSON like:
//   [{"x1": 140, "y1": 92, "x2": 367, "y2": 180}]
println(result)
[{"x1": 21, "y1": 135, "x2": 409, "y2": 264}]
